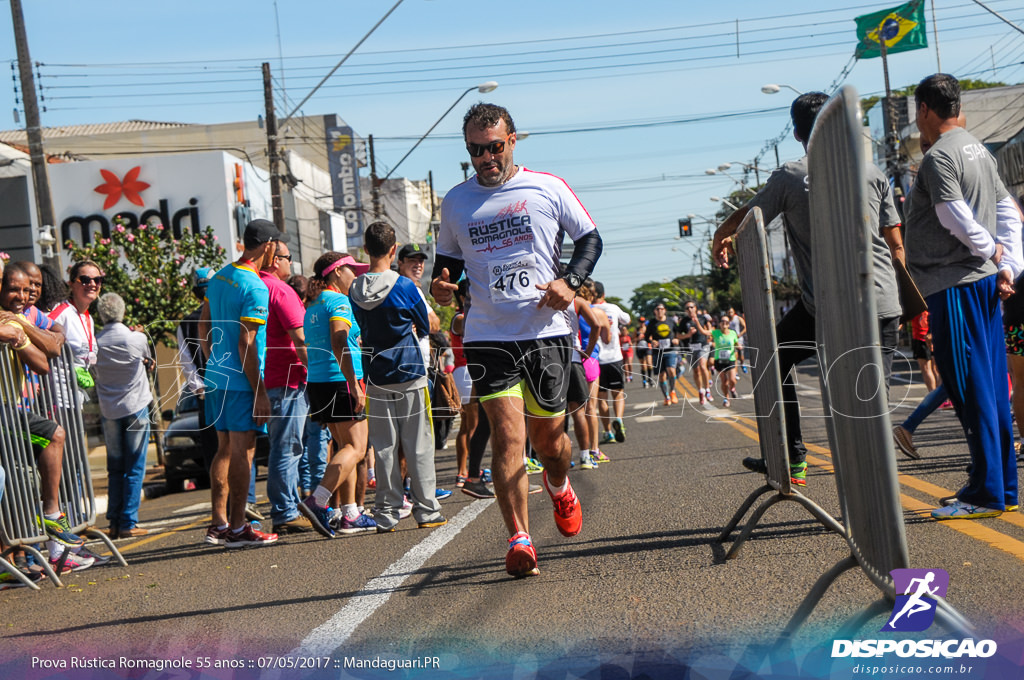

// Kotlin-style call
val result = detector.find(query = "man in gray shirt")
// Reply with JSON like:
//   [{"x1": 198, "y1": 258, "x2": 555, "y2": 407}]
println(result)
[
  {"x1": 94, "y1": 292, "x2": 154, "y2": 538},
  {"x1": 906, "y1": 73, "x2": 1022, "y2": 520},
  {"x1": 711, "y1": 91, "x2": 904, "y2": 487}
]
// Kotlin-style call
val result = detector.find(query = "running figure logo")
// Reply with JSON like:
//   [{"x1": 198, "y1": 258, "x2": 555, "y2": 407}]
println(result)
[{"x1": 883, "y1": 568, "x2": 949, "y2": 632}]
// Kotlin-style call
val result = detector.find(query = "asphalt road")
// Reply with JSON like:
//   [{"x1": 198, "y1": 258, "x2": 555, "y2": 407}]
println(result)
[{"x1": 2, "y1": 360, "x2": 1024, "y2": 680}]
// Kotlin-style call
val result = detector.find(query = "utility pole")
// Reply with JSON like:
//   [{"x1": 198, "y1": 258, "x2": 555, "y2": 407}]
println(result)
[
  {"x1": 879, "y1": 39, "x2": 905, "y2": 218},
  {"x1": 262, "y1": 62, "x2": 284, "y2": 232},
  {"x1": 369, "y1": 134, "x2": 382, "y2": 218},
  {"x1": 427, "y1": 170, "x2": 437, "y2": 222},
  {"x1": 10, "y1": 0, "x2": 57, "y2": 266}
]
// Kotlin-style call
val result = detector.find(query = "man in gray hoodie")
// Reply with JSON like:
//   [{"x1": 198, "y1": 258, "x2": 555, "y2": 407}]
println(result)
[{"x1": 350, "y1": 221, "x2": 446, "y2": 532}]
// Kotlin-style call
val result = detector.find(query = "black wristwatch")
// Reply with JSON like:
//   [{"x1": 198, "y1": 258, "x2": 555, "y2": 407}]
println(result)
[{"x1": 562, "y1": 272, "x2": 584, "y2": 291}]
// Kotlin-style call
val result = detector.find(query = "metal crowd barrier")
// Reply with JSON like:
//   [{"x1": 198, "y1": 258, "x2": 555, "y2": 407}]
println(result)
[
  {"x1": 0, "y1": 342, "x2": 126, "y2": 591},
  {"x1": 786, "y1": 84, "x2": 971, "y2": 641},
  {"x1": 717, "y1": 207, "x2": 845, "y2": 560}
]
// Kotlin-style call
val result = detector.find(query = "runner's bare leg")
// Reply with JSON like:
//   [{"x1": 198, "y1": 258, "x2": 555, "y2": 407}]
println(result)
[{"x1": 481, "y1": 397, "x2": 529, "y2": 536}]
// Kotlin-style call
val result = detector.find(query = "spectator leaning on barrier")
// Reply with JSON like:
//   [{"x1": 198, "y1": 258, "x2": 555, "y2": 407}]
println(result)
[
  {"x1": 0, "y1": 265, "x2": 92, "y2": 569},
  {"x1": 94, "y1": 292, "x2": 154, "y2": 539},
  {"x1": 2, "y1": 263, "x2": 64, "y2": 360},
  {"x1": 906, "y1": 73, "x2": 1023, "y2": 520},
  {"x1": 17, "y1": 261, "x2": 66, "y2": 359},
  {"x1": 711, "y1": 91, "x2": 904, "y2": 488},
  {"x1": 259, "y1": 240, "x2": 314, "y2": 536}
]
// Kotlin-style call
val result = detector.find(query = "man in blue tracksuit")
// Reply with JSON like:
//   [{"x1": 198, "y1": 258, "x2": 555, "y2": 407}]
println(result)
[
  {"x1": 907, "y1": 73, "x2": 1023, "y2": 519},
  {"x1": 349, "y1": 221, "x2": 445, "y2": 533}
]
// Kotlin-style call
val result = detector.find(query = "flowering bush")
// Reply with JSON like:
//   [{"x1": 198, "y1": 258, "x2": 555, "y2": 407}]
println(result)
[{"x1": 65, "y1": 219, "x2": 226, "y2": 346}]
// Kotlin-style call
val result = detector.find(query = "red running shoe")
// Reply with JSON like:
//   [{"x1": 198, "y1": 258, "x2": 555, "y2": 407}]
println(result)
[
  {"x1": 204, "y1": 524, "x2": 229, "y2": 546},
  {"x1": 543, "y1": 470, "x2": 582, "y2": 537},
  {"x1": 505, "y1": 532, "x2": 539, "y2": 578},
  {"x1": 224, "y1": 523, "x2": 278, "y2": 548}
]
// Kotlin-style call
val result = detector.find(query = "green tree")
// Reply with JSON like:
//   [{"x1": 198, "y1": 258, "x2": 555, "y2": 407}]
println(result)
[
  {"x1": 861, "y1": 78, "x2": 1007, "y2": 114},
  {"x1": 65, "y1": 219, "x2": 227, "y2": 346}
]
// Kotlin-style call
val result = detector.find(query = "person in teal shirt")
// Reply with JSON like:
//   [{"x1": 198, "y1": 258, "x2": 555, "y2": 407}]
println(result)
[
  {"x1": 199, "y1": 219, "x2": 283, "y2": 548},
  {"x1": 298, "y1": 252, "x2": 377, "y2": 538}
]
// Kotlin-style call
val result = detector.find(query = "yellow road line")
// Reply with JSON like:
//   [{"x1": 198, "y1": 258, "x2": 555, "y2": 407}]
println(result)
[
  {"x1": 900, "y1": 495, "x2": 1024, "y2": 561},
  {"x1": 97, "y1": 516, "x2": 210, "y2": 556},
  {"x1": 673, "y1": 374, "x2": 1024, "y2": 555}
]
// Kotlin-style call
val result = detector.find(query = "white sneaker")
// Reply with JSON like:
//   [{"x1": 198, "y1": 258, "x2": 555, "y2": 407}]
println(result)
[
  {"x1": 400, "y1": 496, "x2": 413, "y2": 520},
  {"x1": 931, "y1": 500, "x2": 1001, "y2": 520},
  {"x1": 50, "y1": 550, "x2": 95, "y2": 572}
]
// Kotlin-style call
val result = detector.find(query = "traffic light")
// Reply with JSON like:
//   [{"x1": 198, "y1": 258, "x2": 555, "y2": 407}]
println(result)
[{"x1": 678, "y1": 217, "x2": 692, "y2": 237}]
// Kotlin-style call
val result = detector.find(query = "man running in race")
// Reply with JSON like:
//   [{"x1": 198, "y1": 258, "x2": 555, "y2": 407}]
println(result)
[
  {"x1": 644, "y1": 303, "x2": 679, "y2": 406},
  {"x1": 431, "y1": 103, "x2": 603, "y2": 577},
  {"x1": 676, "y1": 301, "x2": 712, "y2": 406}
]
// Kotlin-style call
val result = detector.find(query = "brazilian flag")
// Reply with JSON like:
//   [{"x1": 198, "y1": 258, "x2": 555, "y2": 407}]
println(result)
[{"x1": 855, "y1": 0, "x2": 928, "y2": 59}]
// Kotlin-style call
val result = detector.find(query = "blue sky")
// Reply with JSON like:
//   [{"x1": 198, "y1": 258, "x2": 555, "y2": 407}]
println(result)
[{"x1": 3, "y1": 0, "x2": 1023, "y2": 300}]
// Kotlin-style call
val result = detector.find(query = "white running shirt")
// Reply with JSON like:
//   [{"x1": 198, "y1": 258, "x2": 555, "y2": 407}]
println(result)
[
  {"x1": 592, "y1": 301, "x2": 630, "y2": 364},
  {"x1": 439, "y1": 167, "x2": 597, "y2": 342}
]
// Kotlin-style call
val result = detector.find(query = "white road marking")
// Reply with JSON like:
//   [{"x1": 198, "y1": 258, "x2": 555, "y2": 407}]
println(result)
[
  {"x1": 172, "y1": 502, "x2": 213, "y2": 515},
  {"x1": 635, "y1": 416, "x2": 665, "y2": 423},
  {"x1": 632, "y1": 401, "x2": 660, "y2": 410},
  {"x1": 288, "y1": 499, "x2": 494, "y2": 658}
]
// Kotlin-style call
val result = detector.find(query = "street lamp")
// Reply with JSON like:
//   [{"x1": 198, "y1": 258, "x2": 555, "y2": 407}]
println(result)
[
  {"x1": 705, "y1": 166, "x2": 745, "y2": 187},
  {"x1": 383, "y1": 80, "x2": 499, "y2": 181},
  {"x1": 761, "y1": 83, "x2": 803, "y2": 96},
  {"x1": 710, "y1": 196, "x2": 740, "y2": 211}
]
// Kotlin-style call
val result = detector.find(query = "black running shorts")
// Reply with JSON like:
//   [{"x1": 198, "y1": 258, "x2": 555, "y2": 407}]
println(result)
[
  {"x1": 463, "y1": 336, "x2": 572, "y2": 416},
  {"x1": 912, "y1": 338, "x2": 932, "y2": 361},
  {"x1": 566, "y1": 362, "x2": 589, "y2": 405},
  {"x1": 598, "y1": 360, "x2": 625, "y2": 391},
  {"x1": 307, "y1": 380, "x2": 366, "y2": 423}
]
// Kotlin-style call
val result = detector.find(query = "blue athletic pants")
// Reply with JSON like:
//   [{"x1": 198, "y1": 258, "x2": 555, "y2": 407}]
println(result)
[{"x1": 928, "y1": 275, "x2": 1018, "y2": 510}]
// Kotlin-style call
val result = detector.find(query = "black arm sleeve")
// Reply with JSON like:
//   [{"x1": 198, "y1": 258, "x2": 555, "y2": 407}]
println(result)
[
  {"x1": 565, "y1": 230, "x2": 603, "y2": 280},
  {"x1": 431, "y1": 253, "x2": 465, "y2": 283}
]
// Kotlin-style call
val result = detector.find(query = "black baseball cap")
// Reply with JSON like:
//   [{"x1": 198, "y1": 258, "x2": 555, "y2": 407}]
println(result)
[
  {"x1": 398, "y1": 243, "x2": 427, "y2": 260},
  {"x1": 243, "y1": 219, "x2": 290, "y2": 248}
]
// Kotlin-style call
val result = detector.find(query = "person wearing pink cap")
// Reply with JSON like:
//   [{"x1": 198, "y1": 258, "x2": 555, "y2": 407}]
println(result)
[{"x1": 297, "y1": 251, "x2": 379, "y2": 537}]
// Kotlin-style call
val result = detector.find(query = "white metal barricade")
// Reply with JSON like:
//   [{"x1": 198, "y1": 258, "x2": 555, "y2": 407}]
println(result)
[
  {"x1": 717, "y1": 207, "x2": 845, "y2": 560},
  {"x1": 0, "y1": 343, "x2": 126, "y2": 590},
  {"x1": 786, "y1": 84, "x2": 972, "y2": 642}
]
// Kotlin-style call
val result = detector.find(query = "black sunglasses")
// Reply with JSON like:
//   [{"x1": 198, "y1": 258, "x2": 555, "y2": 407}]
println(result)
[
  {"x1": 276, "y1": 253, "x2": 292, "y2": 262},
  {"x1": 466, "y1": 133, "x2": 512, "y2": 158},
  {"x1": 77, "y1": 275, "x2": 105, "y2": 286}
]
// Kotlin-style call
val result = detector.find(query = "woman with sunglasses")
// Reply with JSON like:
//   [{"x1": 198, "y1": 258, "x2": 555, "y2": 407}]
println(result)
[{"x1": 48, "y1": 260, "x2": 104, "y2": 384}]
